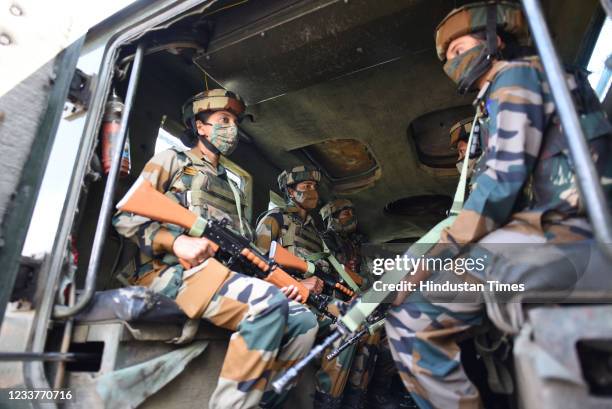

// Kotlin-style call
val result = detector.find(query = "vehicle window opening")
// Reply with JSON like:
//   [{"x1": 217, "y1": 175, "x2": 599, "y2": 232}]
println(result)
[
  {"x1": 586, "y1": 17, "x2": 612, "y2": 100},
  {"x1": 576, "y1": 339, "x2": 612, "y2": 396},
  {"x1": 65, "y1": 342, "x2": 104, "y2": 373}
]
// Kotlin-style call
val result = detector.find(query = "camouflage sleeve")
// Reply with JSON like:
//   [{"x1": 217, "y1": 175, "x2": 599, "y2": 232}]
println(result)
[
  {"x1": 439, "y1": 63, "x2": 549, "y2": 249},
  {"x1": 112, "y1": 149, "x2": 184, "y2": 257},
  {"x1": 254, "y1": 213, "x2": 281, "y2": 254}
]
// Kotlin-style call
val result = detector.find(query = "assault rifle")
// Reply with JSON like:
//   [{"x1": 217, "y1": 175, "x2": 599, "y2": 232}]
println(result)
[
  {"x1": 272, "y1": 111, "x2": 478, "y2": 393},
  {"x1": 325, "y1": 309, "x2": 386, "y2": 361},
  {"x1": 269, "y1": 242, "x2": 355, "y2": 299},
  {"x1": 117, "y1": 177, "x2": 334, "y2": 319},
  {"x1": 271, "y1": 213, "x2": 458, "y2": 393}
]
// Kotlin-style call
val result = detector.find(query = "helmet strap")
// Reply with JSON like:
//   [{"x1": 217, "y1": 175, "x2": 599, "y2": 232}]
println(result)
[
  {"x1": 198, "y1": 134, "x2": 221, "y2": 155},
  {"x1": 457, "y1": 4, "x2": 498, "y2": 95}
]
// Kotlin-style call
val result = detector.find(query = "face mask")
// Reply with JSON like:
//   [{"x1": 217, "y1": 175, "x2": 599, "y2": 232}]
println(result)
[
  {"x1": 443, "y1": 43, "x2": 488, "y2": 90},
  {"x1": 209, "y1": 123, "x2": 239, "y2": 155},
  {"x1": 292, "y1": 190, "x2": 318, "y2": 210},
  {"x1": 456, "y1": 158, "x2": 477, "y2": 178},
  {"x1": 330, "y1": 217, "x2": 357, "y2": 234}
]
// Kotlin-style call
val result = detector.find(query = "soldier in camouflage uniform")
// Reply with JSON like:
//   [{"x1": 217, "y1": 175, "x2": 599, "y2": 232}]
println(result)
[
  {"x1": 320, "y1": 199, "x2": 371, "y2": 289},
  {"x1": 320, "y1": 199, "x2": 410, "y2": 409},
  {"x1": 385, "y1": 2, "x2": 612, "y2": 409},
  {"x1": 113, "y1": 89, "x2": 318, "y2": 409},
  {"x1": 320, "y1": 199, "x2": 374, "y2": 408},
  {"x1": 255, "y1": 169, "x2": 362, "y2": 409}
]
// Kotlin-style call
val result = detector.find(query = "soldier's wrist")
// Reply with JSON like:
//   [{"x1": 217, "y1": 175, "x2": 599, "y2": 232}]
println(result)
[{"x1": 153, "y1": 228, "x2": 183, "y2": 255}]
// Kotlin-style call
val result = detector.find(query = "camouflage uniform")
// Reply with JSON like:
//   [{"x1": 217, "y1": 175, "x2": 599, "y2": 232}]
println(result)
[
  {"x1": 255, "y1": 168, "x2": 360, "y2": 408},
  {"x1": 320, "y1": 199, "x2": 372, "y2": 290},
  {"x1": 113, "y1": 90, "x2": 318, "y2": 409},
  {"x1": 320, "y1": 199, "x2": 385, "y2": 407},
  {"x1": 386, "y1": 3, "x2": 612, "y2": 409}
]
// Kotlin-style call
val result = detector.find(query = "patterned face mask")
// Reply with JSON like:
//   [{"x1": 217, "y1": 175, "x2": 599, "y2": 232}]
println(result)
[
  {"x1": 209, "y1": 123, "x2": 239, "y2": 155},
  {"x1": 456, "y1": 158, "x2": 477, "y2": 178},
  {"x1": 443, "y1": 43, "x2": 487, "y2": 85},
  {"x1": 330, "y1": 216, "x2": 357, "y2": 234}
]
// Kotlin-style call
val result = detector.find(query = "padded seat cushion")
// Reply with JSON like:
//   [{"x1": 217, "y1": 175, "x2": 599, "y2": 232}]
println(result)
[{"x1": 74, "y1": 286, "x2": 187, "y2": 323}]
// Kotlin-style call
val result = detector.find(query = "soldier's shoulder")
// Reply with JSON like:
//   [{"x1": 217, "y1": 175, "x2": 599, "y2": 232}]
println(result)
[
  {"x1": 147, "y1": 148, "x2": 188, "y2": 167},
  {"x1": 258, "y1": 206, "x2": 286, "y2": 225},
  {"x1": 490, "y1": 56, "x2": 544, "y2": 92}
]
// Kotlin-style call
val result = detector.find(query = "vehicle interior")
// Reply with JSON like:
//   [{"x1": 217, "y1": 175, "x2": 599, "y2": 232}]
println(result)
[{"x1": 29, "y1": 0, "x2": 612, "y2": 408}]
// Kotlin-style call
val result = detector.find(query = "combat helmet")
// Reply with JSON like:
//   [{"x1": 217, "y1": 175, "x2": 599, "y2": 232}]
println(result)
[
  {"x1": 435, "y1": 1, "x2": 529, "y2": 94},
  {"x1": 320, "y1": 199, "x2": 357, "y2": 233},
  {"x1": 278, "y1": 165, "x2": 321, "y2": 198},
  {"x1": 449, "y1": 117, "x2": 473, "y2": 148},
  {"x1": 180, "y1": 88, "x2": 246, "y2": 147}
]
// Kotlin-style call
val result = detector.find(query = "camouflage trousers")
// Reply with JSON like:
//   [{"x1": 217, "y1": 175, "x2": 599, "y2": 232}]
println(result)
[
  {"x1": 385, "y1": 217, "x2": 592, "y2": 409},
  {"x1": 147, "y1": 266, "x2": 318, "y2": 409},
  {"x1": 314, "y1": 311, "x2": 381, "y2": 398}
]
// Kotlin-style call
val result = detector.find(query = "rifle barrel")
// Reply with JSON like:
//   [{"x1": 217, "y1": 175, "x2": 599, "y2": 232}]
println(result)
[
  {"x1": 272, "y1": 330, "x2": 342, "y2": 393},
  {"x1": 326, "y1": 328, "x2": 367, "y2": 361}
]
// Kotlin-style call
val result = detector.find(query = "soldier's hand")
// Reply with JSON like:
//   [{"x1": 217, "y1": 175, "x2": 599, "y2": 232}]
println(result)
[
  {"x1": 300, "y1": 276, "x2": 324, "y2": 294},
  {"x1": 280, "y1": 285, "x2": 303, "y2": 302},
  {"x1": 172, "y1": 235, "x2": 217, "y2": 266}
]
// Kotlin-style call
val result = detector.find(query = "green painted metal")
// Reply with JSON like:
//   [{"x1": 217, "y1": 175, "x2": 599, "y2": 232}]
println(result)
[{"x1": 0, "y1": 37, "x2": 85, "y2": 328}]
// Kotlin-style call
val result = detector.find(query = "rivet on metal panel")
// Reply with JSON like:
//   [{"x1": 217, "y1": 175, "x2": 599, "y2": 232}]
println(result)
[
  {"x1": 205, "y1": 55, "x2": 211, "y2": 60},
  {"x1": 260, "y1": 31, "x2": 266, "y2": 37},
  {"x1": 9, "y1": 4, "x2": 23, "y2": 16},
  {"x1": 0, "y1": 33, "x2": 12, "y2": 46}
]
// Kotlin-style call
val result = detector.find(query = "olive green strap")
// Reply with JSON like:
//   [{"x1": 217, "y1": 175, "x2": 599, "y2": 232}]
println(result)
[
  {"x1": 321, "y1": 241, "x2": 361, "y2": 293},
  {"x1": 450, "y1": 109, "x2": 479, "y2": 216},
  {"x1": 304, "y1": 252, "x2": 328, "y2": 262},
  {"x1": 227, "y1": 179, "x2": 245, "y2": 237},
  {"x1": 340, "y1": 111, "x2": 480, "y2": 332}
]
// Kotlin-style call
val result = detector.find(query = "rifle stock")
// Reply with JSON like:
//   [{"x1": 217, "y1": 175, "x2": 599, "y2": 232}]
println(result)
[
  {"x1": 117, "y1": 178, "x2": 310, "y2": 304},
  {"x1": 270, "y1": 241, "x2": 355, "y2": 298},
  {"x1": 118, "y1": 177, "x2": 199, "y2": 231}
]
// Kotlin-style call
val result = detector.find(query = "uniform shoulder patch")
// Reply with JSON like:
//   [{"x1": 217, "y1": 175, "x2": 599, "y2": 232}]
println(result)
[{"x1": 183, "y1": 166, "x2": 198, "y2": 176}]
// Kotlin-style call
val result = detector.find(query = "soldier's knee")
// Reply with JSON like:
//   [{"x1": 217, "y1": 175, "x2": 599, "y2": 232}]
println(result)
[
  {"x1": 246, "y1": 283, "x2": 290, "y2": 324},
  {"x1": 267, "y1": 290, "x2": 291, "y2": 319},
  {"x1": 288, "y1": 304, "x2": 318, "y2": 337},
  {"x1": 298, "y1": 310, "x2": 319, "y2": 337}
]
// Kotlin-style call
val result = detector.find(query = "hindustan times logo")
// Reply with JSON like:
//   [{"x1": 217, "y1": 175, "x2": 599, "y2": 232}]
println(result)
[{"x1": 372, "y1": 255, "x2": 487, "y2": 276}]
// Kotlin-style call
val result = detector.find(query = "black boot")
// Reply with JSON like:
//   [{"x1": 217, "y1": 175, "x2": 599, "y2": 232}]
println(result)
[
  {"x1": 340, "y1": 386, "x2": 367, "y2": 409},
  {"x1": 313, "y1": 391, "x2": 343, "y2": 409},
  {"x1": 396, "y1": 390, "x2": 419, "y2": 409}
]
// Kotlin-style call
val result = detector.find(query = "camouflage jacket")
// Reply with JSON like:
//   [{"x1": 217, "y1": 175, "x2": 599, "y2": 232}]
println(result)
[
  {"x1": 439, "y1": 56, "x2": 612, "y2": 251},
  {"x1": 321, "y1": 229, "x2": 372, "y2": 289},
  {"x1": 255, "y1": 205, "x2": 323, "y2": 261},
  {"x1": 113, "y1": 147, "x2": 244, "y2": 284}
]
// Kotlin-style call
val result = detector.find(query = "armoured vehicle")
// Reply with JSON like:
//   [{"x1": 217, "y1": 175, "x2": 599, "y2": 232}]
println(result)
[{"x1": 0, "y1": 1, "x2": 611, "y2": 408}]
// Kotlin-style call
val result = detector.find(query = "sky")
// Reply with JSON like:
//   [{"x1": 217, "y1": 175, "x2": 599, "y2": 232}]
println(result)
[
  {"x1": 19, "y1": 0, "x2": 138, "y2": 257},
  {"x1": 19, "y1": 12, "x2": 612, "y2": 256}
]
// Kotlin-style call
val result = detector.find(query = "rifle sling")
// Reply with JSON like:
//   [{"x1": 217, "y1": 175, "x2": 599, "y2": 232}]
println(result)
[{"x1": 340, "y1": 110, "x2": 480, "y2": 332}]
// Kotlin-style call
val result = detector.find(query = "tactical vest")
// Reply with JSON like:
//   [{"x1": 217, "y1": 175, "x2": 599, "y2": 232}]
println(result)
[
  {"x1": 264, "y1": 206, "x2": 323, "y2": 259},
  {"x1": 167, "y1": 149, "x2": 245, "y2": 231}
]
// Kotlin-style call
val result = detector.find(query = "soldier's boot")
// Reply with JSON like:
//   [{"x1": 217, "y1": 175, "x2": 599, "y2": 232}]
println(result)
[
  {"x1": 313, "y1": 391, "x2": 343, "y2": 409},
  {"x1": 396, "y1": 391, "x2": 419, "y2": 409},
  {"x1": 340, "y1": 386, "x2": 366, "y2": 409},
  {"x1": 366, "y1": 378, "x2": 399, "y2": 409}
]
